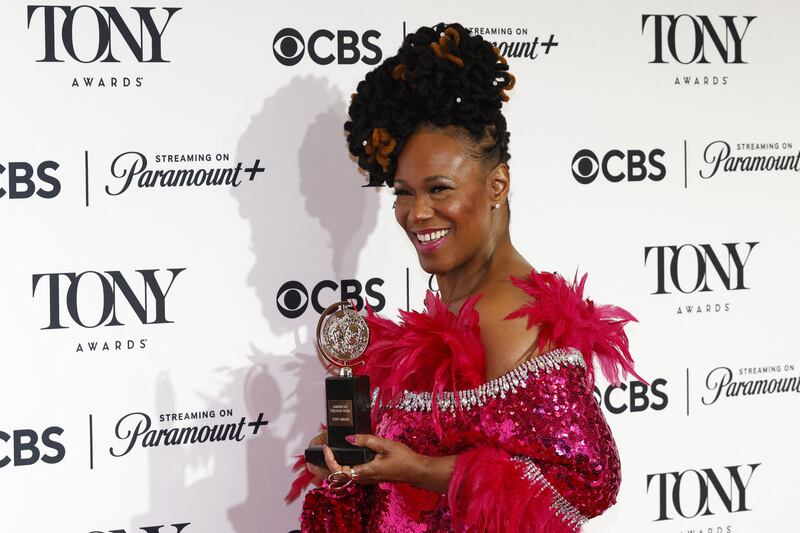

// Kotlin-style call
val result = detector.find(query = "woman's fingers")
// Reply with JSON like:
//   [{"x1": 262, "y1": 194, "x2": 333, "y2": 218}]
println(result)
[
  {"x1": 304, "y1": 430, "x2": 332, "y2": 478},
  {"x1": 308, "y1": 430, "x2": 328, "y2": 448},
  {"x1": 305, "y1": 462, "x2": 330, "y2": 479},
  {"x1": 347, "y1": 434, "x2": 388, "y2": 454},
  {"x1": 314, "y1": 434, "x2": 392, "y2": 486},
  {"x1": 322, "y1": 443, "x2": 342, "y2": 474}
]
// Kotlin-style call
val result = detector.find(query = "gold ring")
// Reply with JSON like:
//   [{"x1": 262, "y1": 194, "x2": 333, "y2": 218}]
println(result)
[{"x1": 326, "y1": 470, "x2": 354, "y2": 491}]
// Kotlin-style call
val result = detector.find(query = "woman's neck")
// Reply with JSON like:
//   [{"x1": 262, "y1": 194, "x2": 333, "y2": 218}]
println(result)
[{"x1": 436, "y1": 232, "x2": 525, "y2": 312}]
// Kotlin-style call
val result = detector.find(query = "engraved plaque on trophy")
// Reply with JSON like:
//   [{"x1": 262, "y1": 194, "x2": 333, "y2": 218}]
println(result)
[{"x1": 304, "y1": 301, "x2": 375, "y2": 467}]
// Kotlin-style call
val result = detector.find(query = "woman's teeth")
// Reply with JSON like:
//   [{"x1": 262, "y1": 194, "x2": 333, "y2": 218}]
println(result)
[{"x1": 416, "y1": 229, "x2": 450, "y2": 243}]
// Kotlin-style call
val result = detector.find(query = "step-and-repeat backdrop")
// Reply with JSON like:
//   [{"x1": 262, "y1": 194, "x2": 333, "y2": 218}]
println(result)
[{"x1": 1, "y1": 1, "x2": 798, "y2": 532}]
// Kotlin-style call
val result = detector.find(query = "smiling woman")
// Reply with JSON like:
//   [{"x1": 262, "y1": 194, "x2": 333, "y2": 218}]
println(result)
[{"x1": 287, "y1": 21, "x2": 645, "y2": 533}]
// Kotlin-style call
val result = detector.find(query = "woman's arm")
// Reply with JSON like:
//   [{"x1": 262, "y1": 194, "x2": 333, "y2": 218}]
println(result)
[
  {"x1": 328, "y1": 434, "x2": 589, "y2": 532},
  {"x1": 411, "y1": 453, "x2": 457, "y2": 493}
]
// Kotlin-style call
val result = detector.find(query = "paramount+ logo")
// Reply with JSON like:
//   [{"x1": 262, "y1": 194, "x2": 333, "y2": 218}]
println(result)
[
  {"x1": 272, "y1": 27, "x2": 381, "y2": 66},
  {"x1": 571, "y1": 148, "x2": 666, "y2": 184},
  {"x1": 276, "y1": 278, "x2": 385, "y2": 318}
]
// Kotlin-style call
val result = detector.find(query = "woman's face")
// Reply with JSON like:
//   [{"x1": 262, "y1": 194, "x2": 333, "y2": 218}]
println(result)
[{"x1": 392, "y1": 128, "x2": 501, "y2": 274}]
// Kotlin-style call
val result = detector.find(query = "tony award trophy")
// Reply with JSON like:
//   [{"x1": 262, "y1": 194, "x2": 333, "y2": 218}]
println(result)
[{"x1": 304, "y1": 301, "x2": 375, "y2": 467}]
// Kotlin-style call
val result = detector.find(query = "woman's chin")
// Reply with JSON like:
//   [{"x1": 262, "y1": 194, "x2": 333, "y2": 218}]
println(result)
[{"x1": 417, "y1": 256, "x2": 452, "y2": 276}]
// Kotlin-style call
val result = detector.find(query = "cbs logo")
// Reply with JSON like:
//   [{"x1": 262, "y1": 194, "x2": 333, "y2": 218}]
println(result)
[
  {"x1": 0, "y1": 426, "x2": 65, "y2": 467},
  {"x1": 0, "y1": 160, "x2": 60, "y2": 199},
  {"x1": 593, "y1": 378, "x2": 668, "y2": 414},
  {"x1": 571, "y1": 149, "x2": 666, "y2": 184},
  {"x1": 272, "y1": 28, "x2": 382, "y2": 66},
  {"x1": 276, "y1": 278, "x2": 386, "y2": 318}
]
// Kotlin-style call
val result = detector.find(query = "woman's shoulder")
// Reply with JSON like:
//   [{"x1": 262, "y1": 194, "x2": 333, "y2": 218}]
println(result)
[
  {"x1": 480, "y1": 266, "x2": 644, "y2": 388},
  {"x1": 474, "y1": 268, "x2": 545, "y2": 380},
  {"x1": 361, "y1": 264, "x2": 644, "y2": 397}
]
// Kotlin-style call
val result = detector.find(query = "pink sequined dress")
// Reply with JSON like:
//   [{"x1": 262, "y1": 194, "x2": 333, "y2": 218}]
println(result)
[{"x1": 288, "y1": 268, "x2": 645, "y2": 532}]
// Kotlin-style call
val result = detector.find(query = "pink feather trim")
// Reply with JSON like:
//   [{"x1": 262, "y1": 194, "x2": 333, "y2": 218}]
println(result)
[
  {"x1": 505, "y1": 269, "x2": 647, "y2": 389},
  {"x1": 449, "y1": 447, "x2": 577, "y2": 533},
  {"x1": 285, "y1": 454, "x2": 316, "y2": 503},
  {"x1": 285, "y1": 423, "x2": 328, "y2": 503},
  {"x1": 362, "y1": 291, "x2": 486, "y2": 436}
]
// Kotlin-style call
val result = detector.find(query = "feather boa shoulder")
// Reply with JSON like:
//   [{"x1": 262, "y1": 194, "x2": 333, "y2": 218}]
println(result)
[
  {"x1": 361, "y1": 267, "x2": 645, "y2": 400},
  {"x1": 360, "y1": 290, "x2": 486, "y2": 430},
  {"x1": 505, "y1": 268, "x2": 646, "y2": 389}
]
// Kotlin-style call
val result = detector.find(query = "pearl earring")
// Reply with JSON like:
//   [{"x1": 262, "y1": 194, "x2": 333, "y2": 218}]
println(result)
[{"x1": 492, "y1": 203, "x2": 500, "y2": 209}]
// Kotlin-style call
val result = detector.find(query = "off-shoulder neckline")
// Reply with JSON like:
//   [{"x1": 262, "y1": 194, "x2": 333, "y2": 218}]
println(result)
[{"x1": 380, "y1": 347, "x2": 586, "y2": 411}]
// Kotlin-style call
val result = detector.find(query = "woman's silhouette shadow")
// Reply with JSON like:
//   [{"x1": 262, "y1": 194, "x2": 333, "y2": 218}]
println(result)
[{"x1": 227, "y1": 76, "x2": 379, "y2": 532}]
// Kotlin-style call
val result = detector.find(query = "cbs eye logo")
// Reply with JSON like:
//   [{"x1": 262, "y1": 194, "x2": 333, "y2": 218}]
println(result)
[
  {"x1": 0, "y1": 426, "x2": 65, "y2": 467},
  {"x1": 0, "y1": 160, "x2": 60, "y2": 199},
  {"x1": 571, "y1": 148, "x2": 666, "y2": 184},
  {"x1": 593, "y1": 378, "x2": 669, "y2": 414},
  {"x1": 276, "y1": 278, "x2": 386, "y2": 318},
  {"x1": 272, "y1": 27, "x2": 382, "y2": 66}
]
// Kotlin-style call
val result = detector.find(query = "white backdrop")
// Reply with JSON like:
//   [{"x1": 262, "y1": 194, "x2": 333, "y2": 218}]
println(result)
[{"x1": 1, "y1": 1, "x2": 798, "y2": 532}]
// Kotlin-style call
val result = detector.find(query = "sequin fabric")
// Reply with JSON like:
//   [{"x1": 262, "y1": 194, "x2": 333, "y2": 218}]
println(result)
[
  {"x1": 299, "y1": 269, "x2": 634, "y2": 532},
  {"x1": 367, "y1": 348, "x2": 620, "y2": 532},
  {"x1": 301, "y1": 479, "x2": 370, "y2": 532}
]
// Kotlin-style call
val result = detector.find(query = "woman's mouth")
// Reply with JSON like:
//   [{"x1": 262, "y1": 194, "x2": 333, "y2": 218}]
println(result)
[{"x1": 412, "y1": 228, "x2": 451, "y2": 252}]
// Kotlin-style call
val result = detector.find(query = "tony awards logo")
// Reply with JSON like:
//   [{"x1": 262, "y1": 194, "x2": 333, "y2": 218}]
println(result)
[{"x1": 305, "y1": 301, "x2": 375, "y2": 467}]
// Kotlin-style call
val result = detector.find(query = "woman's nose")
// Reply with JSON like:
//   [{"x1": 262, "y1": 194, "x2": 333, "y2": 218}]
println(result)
[{"x1": 409, "y1": 194, "x2": 433, "y2": 223}]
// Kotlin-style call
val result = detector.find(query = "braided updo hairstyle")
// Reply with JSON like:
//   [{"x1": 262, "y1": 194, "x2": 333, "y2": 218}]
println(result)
[{"x1": 345, "y1": 22, "x2": 516, "y2": 187}]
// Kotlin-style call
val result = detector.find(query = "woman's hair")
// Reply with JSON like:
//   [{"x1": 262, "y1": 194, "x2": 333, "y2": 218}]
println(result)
[{"x1": 345, "y1": 22, "x2": 516, "y2": 187}]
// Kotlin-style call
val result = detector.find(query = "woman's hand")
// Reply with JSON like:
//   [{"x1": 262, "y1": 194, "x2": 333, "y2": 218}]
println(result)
[
  {"x1": 304, "y1": 430, "x2": 330, "y2": 485},
  {"x1": 322, "y1": 434, "x2": 427, "y2": 486}
]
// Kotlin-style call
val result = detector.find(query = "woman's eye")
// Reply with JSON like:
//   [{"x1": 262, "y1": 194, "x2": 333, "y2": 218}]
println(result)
[
  {"x1": 392, "y1": 189, "x2": 411, "y2": 196},
  {"x1": 430, "y1": 185, "x2": 450, "y2": 193}
]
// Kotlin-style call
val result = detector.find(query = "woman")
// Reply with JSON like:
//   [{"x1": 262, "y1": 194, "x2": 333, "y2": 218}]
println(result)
[{"x1": 287, "y1": 22, "x2": 646, "y2": 532}]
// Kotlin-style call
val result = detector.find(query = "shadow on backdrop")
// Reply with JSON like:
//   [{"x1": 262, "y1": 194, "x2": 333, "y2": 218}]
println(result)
[
  {"x1": 229, "y1": 76, "x2": 379, "y2": 532},
  {"x1": 130, "y1": 76, "x2": 379, "y2": 533}
]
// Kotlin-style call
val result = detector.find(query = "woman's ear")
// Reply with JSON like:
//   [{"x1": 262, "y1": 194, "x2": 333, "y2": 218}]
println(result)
[{"x1": 487, "y1": 163, "x2": 510, "y2": 204}]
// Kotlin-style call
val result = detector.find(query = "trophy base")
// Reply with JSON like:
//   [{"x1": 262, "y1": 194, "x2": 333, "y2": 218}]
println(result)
[{"x1": 304, "y1": 445, "x2": 376, "y2": 467}]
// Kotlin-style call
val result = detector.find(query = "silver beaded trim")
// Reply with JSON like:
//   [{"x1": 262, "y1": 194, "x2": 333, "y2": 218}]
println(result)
[
  {"x1": 371, "y1": 386, "x2": 380, "y2": 409},
  {"x1": 385, "y1": 347, "x2": 585, "y2": 413},
  {"x1": 511, "y1": 455, "x2": 588, "y2": 531}
]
